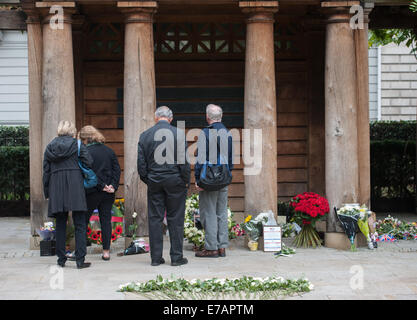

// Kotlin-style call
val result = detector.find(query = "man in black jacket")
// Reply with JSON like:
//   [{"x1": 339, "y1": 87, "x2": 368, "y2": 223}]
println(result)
[{"x1": 137, "y1": 106, "x2": 190, "y2": 266}]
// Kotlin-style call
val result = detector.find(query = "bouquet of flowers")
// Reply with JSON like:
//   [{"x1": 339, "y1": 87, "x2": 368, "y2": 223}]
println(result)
[
  {"x1": 184, "y1": 194, "x2": 205, "y2": 249},
  {"x1": 356, "y1": 206, "x2": 374, "y2": 249},
  {"x1": 375, "y1": 216, "x2": 417, "y2": 241},
  {"x1": 36, "y1": 222, "x2": 56, "y2": 241},
  {"x1": 87, "y1": 200, "x2": 124, "y2": 245},
  {"x1": 290, "y1": 192, "x2": 329, "y2": 248},
  {"x1": 184, "y1": 194, "x2": 243, "y2": 250},
  {"x1": 241, "y1": 213, "x2": 269, "y2": 242},
  {"x1": 336, "y1": 204, "x2": 362, "y2": 251},
  {"x1": 280, "y1": 222, "x2": 299, "y2": 238},
  {"x1": 229, "y1": 223, "x2": 245, "y2": 239}
]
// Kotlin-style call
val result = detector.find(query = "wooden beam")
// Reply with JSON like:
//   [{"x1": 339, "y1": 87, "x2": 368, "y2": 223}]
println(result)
[
  {"x1": 239, "y1": 1, "x2": 279, "y2": 8},
  {"x1": 321, "y1": 1, "x2": 360, "y2": 7},
  {"x1": 35, "y1": 2, "x2": 76, "y2": 8},
  {"x1": 117, "y1": 1, "x2": 158, "y2": 8},
  {"x1": 0, "y1": 10, "x2": 27, "y2": 30}
]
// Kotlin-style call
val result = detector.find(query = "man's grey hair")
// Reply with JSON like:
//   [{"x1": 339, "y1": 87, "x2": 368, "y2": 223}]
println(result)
[
  {"x1": 155, "y1": 106, "x2": 173, "y2": 119},
  {"x1": 206, "y1": 104, "x2": 223, "y2": 122}
]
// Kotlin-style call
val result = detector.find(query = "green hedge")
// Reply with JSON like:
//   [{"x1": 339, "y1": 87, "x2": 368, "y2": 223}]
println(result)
[
  {"x1": 370, "y1": 120, "x2": 416, "y2": 141},
  {"x1": 0, "y1": 126, "x2": 29, "y2": 146},
  {"x1": 370, "y1": 140, "x2": 416, "y2": 199},
  {"x1": 0, "y1": 146, "x2": 30, "y2": 201},
  {"x1": 370, "y1": 121, "x2": 416, "y2": 212}
]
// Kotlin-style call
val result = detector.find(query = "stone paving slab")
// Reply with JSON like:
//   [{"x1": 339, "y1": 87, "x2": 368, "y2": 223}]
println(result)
[{"x1": 0, "y1": 217, "x2": 416, "y2": 300}]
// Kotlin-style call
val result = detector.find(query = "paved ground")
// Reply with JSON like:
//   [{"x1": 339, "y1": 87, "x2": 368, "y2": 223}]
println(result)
[{"x1": 0, "y1": 217, "x2": 416, "y2": 300}]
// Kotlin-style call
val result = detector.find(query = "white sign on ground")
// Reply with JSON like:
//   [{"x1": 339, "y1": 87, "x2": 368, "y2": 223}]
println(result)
[{"x1": 263, "y1": 226, "x2": 281, "y2": 252}]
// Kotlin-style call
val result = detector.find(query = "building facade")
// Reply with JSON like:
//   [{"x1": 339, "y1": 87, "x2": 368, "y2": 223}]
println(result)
[
  {"x1": 369, "y1": 43, "x2": 417, "y2": 121},
  {"x1": 0, "y1": 0, "x2": 415, "y2": 248},
  {"x1": 0, "y1": 29, "x2": 29, "y2": 125}
]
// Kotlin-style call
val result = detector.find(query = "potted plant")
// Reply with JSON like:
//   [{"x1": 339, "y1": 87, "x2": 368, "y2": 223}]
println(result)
[{"x1": 242, "y1": 213, "x2": 268, "y2": 251}]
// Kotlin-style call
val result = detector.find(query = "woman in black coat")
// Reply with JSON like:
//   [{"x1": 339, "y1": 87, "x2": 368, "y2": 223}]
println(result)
[
  {"x1": 79, "y1": 125, "x2": 121, "y2": 261},
  {"x1": 43, "y1": 120, "x2": 93, "y2": 269}
]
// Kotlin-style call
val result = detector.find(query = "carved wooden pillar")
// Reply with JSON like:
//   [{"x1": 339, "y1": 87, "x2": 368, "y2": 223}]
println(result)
[
  {"x1": 37, "y1": 2, "x2": 76, "y2": 149},
  {"x1": 72, "y1": 15, "x2": 85, "y2": 131},
  {"x1": 240, "y1": 1, "x2": 278, "y2": 217},
  {"x1": 323, "y1": 4, "x2": 359, "y2": 232},
  {"x1": 119, "y1": 1, "x2": 157, "y2": 238},
  {"x1": 25, "y1": 8, "x2": 45, "y2": 236},
  {"x1": 307, "y1": 20, "x2": 326, "y2": 197},
  {"x1": 354, "y1": 5, "x2": 373, "y2": 209}
]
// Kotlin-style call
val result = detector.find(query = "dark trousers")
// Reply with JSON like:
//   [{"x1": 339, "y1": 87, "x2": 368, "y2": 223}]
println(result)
[
  {"x1": 86, "y1": 191, "x2": 115, "y2": 251},
  {"x1": 147, "y1": 176, "x2": 187, "y2": 263},
  {"x1": 55, "y1": 211, "x2": 86, "y2": 266}
]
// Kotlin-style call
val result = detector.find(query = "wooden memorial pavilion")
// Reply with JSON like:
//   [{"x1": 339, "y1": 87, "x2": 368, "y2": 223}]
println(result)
[{"x1": 2, "y1": 0, "x2": 415, "y2": 248}]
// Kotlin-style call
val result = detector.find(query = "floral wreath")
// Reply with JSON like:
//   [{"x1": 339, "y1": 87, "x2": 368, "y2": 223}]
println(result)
[
  {"x1": 184, "y1": 194, "x2": 244, "y2": 250},
  {"x1": 87, "y1": 199, "x2": 124, "y2": 245}
]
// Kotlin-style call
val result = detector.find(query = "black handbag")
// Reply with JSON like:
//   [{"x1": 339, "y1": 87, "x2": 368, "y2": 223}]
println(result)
[{"x1": 197, "y1": 153, "x2": 232, "y2": 191}]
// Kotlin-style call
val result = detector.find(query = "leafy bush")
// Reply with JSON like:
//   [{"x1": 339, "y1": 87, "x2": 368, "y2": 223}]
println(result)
[
  {"x1": 371, "y1": 140, "x2": 416, "y2": 199},
  {"x1": 0, "y1": 146, "x2": 30, "y2": 201},
  {"x1": 0, "y1": 126, "x2": 30, "y2": 201},
  {"x1": 370, "y1": 120, "x2": 416, "y2": 212},
  {"x1": 370, "y1": 121, "x2": 416, "y2": 141},
  {"x1": 0, "y1": 126, "x2": 29, "y2": 146}
]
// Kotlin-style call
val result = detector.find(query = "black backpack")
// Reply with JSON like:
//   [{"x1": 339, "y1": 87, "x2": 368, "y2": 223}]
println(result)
[{"x1": 197, "y1": 140, "x2": 232, "y2": 191}]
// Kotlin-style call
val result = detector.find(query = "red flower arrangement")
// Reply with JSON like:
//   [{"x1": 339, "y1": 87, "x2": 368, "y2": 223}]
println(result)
[
  {"x1": 87, "y1": 202, "x2": 124, "y2": 245},
  {"x1": 115, "y1": 225, "x2": 123, "y2": 235},
  {"x1": 290, "y1": 192, "x2": 329, "y2": 248},
  {"x1": 91, "y1": 232, "x2": 99, "y2": 241}
]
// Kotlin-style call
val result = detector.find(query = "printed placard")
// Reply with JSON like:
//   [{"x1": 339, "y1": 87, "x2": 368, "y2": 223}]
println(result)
[{"x1": 263, "y1": 226, "x2": 281, "y2": 252}]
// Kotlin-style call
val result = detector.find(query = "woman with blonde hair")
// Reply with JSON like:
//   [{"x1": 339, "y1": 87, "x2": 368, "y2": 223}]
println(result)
[
  {"x1": 79, "y1": 125, "x2": 121, "y2": 260},
  {"x1": 43, "y1": 120, "x2": 93, "y2": 269}
]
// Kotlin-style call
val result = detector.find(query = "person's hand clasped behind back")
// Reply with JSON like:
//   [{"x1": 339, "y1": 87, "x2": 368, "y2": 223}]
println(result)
[
  {"x1": 195, "y1": 182, "x2": 204, "y2": 192},
  {"x1": 103, "y1": 185, "x2": 115, "y2": 193}
]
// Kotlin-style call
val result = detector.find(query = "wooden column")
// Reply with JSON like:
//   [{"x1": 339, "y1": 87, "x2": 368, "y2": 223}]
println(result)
[
  {"x1": 72, "y1": 15, "x2": 85, "y2": 131},
  {"x1": 307, "y1": 21, "x2": 326, "y2": 196},
  {"x1": 323, "y1": 5, "x2": 359, "y2": 232},
  {"x1": 240, "y1": 1, "x2": 278, "y2": 217},
  {"x1": 119, "y1": 1, "x2": 157, "y2": 238},
  {"x1": 354, "y1": 6, "x2": 373, "y2": 209},
  {"x1": 25, "y1": 9, "x2": 45, "y2": 236},
  {"x1": 37, "y1": 2, "x2": 77, "y2": 149}
]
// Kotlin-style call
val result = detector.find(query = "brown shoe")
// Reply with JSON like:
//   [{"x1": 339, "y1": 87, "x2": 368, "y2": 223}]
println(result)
[
  {"x1": 195, "y1": 249, "x2": 219, "y2": 258},
  {"x1": 218, "y1": 248, "x2": 226, "y2": 257}
]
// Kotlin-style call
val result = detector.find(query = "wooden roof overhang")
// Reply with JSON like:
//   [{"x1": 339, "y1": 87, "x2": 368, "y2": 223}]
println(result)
[{"x1": 1, "y1": 0, "x2": 416, "y2": 30}]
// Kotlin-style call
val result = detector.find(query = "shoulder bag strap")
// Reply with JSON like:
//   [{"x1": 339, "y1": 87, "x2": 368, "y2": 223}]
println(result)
[{"x1": 77, "y1": 139, "x2": 81, "y2": 157}]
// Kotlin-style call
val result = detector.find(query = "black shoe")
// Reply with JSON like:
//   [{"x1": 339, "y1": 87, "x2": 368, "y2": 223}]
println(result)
[
  {"x1": 77, "y1": 262, "x2": 91, "y2": 269},
  {"x1": 102, "y1": 255, "x2": 110, "y2": 261},
  {"x1": 171, "y1": 257, "x2": 188, "y2": 266},
  {"x1": 57, "y1": 261, "x2": 65, "y2": 268},
  {"x1": 151, "y1": 257, "x2": 165, "y2": 266}
]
